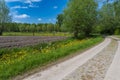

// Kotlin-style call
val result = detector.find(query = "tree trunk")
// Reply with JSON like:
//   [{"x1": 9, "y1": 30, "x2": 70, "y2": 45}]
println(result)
[
  {"x1": 0, "y1": 31, "x2": 3, "y2": 36},
  {"x1": 85, "y1": 32, "x2": 90, "y2": 37},
  {"x1": 85, "y1": 28, "x2": 91, "y2": 37},
  {"x1": 33, "y1": 31, "x2": 35, "y2": 36},
  {"x1": 74, "y1": 29, "x2": 79, "y2": 38},
  {"x1": 0, "y1": 24, "x2": 3, "y2": 36}
]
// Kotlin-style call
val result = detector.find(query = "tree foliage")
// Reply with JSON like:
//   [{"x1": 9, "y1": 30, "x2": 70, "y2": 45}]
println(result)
[
  {"x1": 98, "y1": 3, "x2": 115, "y2": 34},
  {"x1": 3, "y1": 23, "x2": 62, "y2": 33},
  {"x1": 97, "y1": 0, "x2": 120, "y2": 35},
  {"x1": 1, "y1": 0, "x2": 120, "y2": 37},
  {"x1": 59, "y1": 0, "x2": 120, "y2": 38},
  {"x1": 56, "y1": 14, "x2": 64, "y2": 28},
  {"x1": 0, "y1": 0, "x2": 11, "y2": 35},
  {"x1": 63, "y1": 0, "x2": 98, "y2": 38}
]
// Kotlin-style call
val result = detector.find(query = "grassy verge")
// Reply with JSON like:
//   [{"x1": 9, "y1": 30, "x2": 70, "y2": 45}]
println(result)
[
  {"x1": 116, "y1": 35, "x2": 120, "y2": 38},
  {"x1": 3, "y1": 32, "x2": 72, "y2": 37},
  {"x1": 0, "y1": 37, "x2": 103, "y2": 80}
]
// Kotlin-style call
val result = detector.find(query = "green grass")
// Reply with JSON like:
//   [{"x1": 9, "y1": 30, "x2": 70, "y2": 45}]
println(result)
[
  {"x1": 3, "y1": 32, "x2": 72, "y2": 37},
  {"x1": 116, "y1": 35, "x2": 120, "y2": 38},
  {"x1": 0, "y1": 37, "x2": 103, "y2": 80}
]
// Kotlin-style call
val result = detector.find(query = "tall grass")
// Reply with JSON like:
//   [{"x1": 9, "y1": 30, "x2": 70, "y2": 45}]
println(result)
[
  {"x1": 3, "y1": 32, "x2": 72, "y2": 37},
  {"x1": 0, "y1": 37, "x2": 103, "y2": 80}
]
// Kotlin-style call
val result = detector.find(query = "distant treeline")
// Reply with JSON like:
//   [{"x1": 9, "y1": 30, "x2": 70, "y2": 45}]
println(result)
[{"x1": 3, "y1": 23, "x2": 65, "y2": 32}]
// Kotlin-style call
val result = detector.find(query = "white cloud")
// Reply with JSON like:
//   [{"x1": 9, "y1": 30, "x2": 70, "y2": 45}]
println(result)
[
  {"x1": 38, "y1": 18, "x2": 42, "y2": 21},
  {"x1": 13, "y1": 20, "x2": 21, "y2": 23},
  {"x1": 53, "y1": 18, "x2": 56, "y2": 21},
  {"x1": 25, "y1": 0, "x2": 41, "y2": 8},
  {"x1": 31, "y1": 0, "x2": 42, "y2": 2},
  {"x1": 5, "y1": 0, "x2": 42, "y2": 3},
  {"x1": 25, "y1": 0, "x2": 31, "y2": 4},
  {"x1": 14, "y1": 14, "x2": 30, "y2": 19},
  {"x1": 48, "y1": 19, "x2": 52, "y2": 22},
  {"x1": 5, "y1": 0, "x2": 20, "y2": 2},
  {"x1": 6, "y1": 0, "x2": 41, "y2": 8},
  {"x1": 48, "y1": 18, "x2": 56, "y2": 23},
  {"x1": 25, "y1": 0, "x2": 42, "y2": 4},
  {"x1": 10, "y1": 11, "x2": 30, "y2": 23},
  {"x1": 53, "y1": 6, "x2": 58, "y2": 9},
  {"x1": 11, "y1": 6, "x2": 28, "y2": 9},
  {"x1": 29, "y1": 4, "x2": 39, "y2": 8},
  {"x1": 10, "y1": 10, "x2": 18, "y2": 16},
  {"x1": 10, "y1": 5, "x2": 38, "y2": 9}
]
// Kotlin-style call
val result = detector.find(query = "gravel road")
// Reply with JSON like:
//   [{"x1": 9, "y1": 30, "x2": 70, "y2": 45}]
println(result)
[
  {"x1": 23, "y1": 38, "x2": 111, "y2": 80},
  {"x1": 104, "y1": 41, "x2": 120, "y2": 80},
  {"x1": 63, "y1": 38, "x2": 118, "y2": 80}
]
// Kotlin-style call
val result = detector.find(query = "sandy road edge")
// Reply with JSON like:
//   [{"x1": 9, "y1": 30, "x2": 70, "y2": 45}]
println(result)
[{"x1": 104, "y1": 40, "x2": 120, "y2": 80}]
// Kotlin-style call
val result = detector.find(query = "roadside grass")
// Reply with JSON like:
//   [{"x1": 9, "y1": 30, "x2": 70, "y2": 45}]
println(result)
[
  {"x1": 116, "y1": 35, "x2": 120, "y2": 38},
  {"x1": 3, "y1": 32, "x2": 72, "y2": 37},
  {"x1": 0, "y1": 37, "x2": 103, "y2": 80}
]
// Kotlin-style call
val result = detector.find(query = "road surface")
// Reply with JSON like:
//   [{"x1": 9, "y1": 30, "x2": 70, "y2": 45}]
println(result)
[{"x1": 23, "y1": 38, "x2": 112, "y2": 80}]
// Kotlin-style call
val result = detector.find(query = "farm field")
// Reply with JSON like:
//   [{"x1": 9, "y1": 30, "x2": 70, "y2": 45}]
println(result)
[
  {"x1": 3, "y1": 32, "x2": 72, "y2": 37},
  {"x1": 0, "y1": 36, "x2": 67, "y2": 48},
  {"x1": 0, "y1": 37, "x2": 103, "y2": 80}
]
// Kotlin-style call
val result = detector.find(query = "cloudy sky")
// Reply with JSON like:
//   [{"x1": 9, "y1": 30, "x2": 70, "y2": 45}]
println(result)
[{"x1": 5, "y1": 0, "x2": 68, "y2": 23}]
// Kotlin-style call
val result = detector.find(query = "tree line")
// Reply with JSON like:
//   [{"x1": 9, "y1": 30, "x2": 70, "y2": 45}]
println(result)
[
  {"x1": 59, "y1": 0, "x2": 120, "y2": 38},
  {"x1": 3, "y1": 23, "x2": 61, "y2": 33},
  {"x1": 0, "y1": 0, "x2": 64, "y2": 36},
  {"x1": 0, "y1": 0, "x2": 120, "y2": 38}
]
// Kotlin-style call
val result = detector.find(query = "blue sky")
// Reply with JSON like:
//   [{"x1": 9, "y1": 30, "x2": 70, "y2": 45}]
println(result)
[{"x1": 5, "y1": 0, "x2": 68, "y2": 23}]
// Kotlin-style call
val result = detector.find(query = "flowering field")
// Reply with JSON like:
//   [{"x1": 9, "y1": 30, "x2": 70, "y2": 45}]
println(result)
[{"x1": 0, "y1": 37, "x2": 103, "y2": 80}]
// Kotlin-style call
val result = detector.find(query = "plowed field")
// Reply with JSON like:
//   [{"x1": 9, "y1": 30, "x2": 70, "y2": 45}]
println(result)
[{"x1": 0, "y1": 36, "x2": 67, "y2": 48}]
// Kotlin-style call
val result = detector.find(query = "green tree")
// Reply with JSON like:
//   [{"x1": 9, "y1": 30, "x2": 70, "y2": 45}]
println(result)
[
  {"x1": 114, "y1": 0, "x2": 120, "y2": 29},
  {"x1": 63, "y1": 0, "x2": 98, "y2": 38},
  {"x1": 0, "y1": 0, "x2": 11, "y2": 35},
  {"x1": 47, "y1": 23, "x2": 54, "y2": 32},
  {"x1": 56, "y1": 14, "x2": 64, "y2": 31},
  {"x1": 42, "y1": 24, "x2": 47, "y2": 32},
  {"x1": 30, "y1": 24, "x2": 36, "y2": 36},
  {"x1": 19, "y1": 24, "x2": 25, "y2": 32},
  {"x1": 37, "y1": 24, "x2": 43, "y2": 32},
  {"x1": 25, "y1": 24, "x2": 30, "y2": 32},
  {"x1": 114, "y1": 28, "x2": 120, "y2": 35},
  {"x1": 99, "y1": 3, "x2": 116, "y2": 34}
]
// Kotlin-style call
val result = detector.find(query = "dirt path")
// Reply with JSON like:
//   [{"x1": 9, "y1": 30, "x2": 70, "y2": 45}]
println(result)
[
  {"x1": 63, "y1": 38, "x2": 118, "y2": 80},
  {"x1": 104, "y1": 41, "x2": 120, "y2": 80},
  {"x1": 23, "y1": 38, "x2": 111, "y2": 80}
]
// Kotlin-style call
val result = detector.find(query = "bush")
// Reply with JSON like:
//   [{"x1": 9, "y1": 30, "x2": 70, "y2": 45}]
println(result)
[{"x1": 114, "y1": 29, "x2": 120, "y2": 35}]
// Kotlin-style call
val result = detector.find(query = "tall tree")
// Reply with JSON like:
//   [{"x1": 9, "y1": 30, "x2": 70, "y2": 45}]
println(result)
[
  {"x1": 56, "y1": 14, "x2": 64, "y2": 28},
  {"x1": 63, "y1": 0, "x2": 98, "y2": 38},
  {"x1": 114, "y1": 0, "x2": 120, "y2": 28},
  {"x1": 30, "y1": 24, "x2": 36, "y2": 36},
  {"x1": 0, "y1": 0, "x2": 11, "y2": 35},
  {"x1": 99, "y1": 3, "x2": 115, "y2": 34}
]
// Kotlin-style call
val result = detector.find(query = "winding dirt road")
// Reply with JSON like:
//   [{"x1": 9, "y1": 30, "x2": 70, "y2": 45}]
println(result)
[{"x1": 21, "y1": 37, "x2": 120, "y2": 80}]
